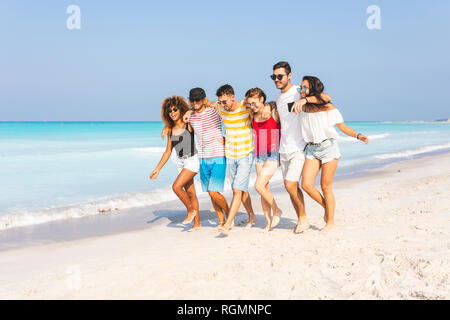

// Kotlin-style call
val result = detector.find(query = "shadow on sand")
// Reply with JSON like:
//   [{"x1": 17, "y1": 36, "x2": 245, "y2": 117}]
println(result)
[{"x1": 147, "y1": 209, "x2": 319, "y2": 232}]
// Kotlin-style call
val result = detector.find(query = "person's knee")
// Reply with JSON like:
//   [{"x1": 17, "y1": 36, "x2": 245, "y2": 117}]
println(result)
[
  {"x1": 172, "y1": 183, "x2": 182, "y2": 194},
  {"x1": 255, "y1": 181, "x2": 265, "y2": 194},
  {"x1": 232, "y1": 189, "x2": 242, "y2": 195},
  {"x1": 320, "y1": 182, "x2": 333, "y2": 193},
  {"x1": 301, "y1": 180, "x2": 314, "y2": 193},
  {"x1": 232, "y1": 189, "x2": 243, "y2": 200},
  {"x1": 284, "y1": 181, "x2": 298, "y2": 194}
]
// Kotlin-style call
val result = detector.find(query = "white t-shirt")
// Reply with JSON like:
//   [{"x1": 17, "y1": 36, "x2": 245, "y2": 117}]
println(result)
[
  {"x1": 300, "y1": 108, "x2": 344, "y2": 143},
  {"x1": 276, "y1": 85, "x2": 306, "y2": 154}
]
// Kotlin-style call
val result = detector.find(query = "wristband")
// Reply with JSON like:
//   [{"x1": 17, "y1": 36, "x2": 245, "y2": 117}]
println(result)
[{"x1": 356, "y1": 133, "x2": 361, "y2": 140}]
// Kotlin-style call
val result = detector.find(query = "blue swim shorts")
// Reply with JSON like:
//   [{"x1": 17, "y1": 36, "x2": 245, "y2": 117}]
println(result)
[{"x1": 199, "y1": 156, "x2": 227, "y2": 193}]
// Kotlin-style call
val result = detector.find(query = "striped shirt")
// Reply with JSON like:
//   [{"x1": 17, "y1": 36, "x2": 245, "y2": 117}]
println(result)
[
  {"x1": 189, "y1": 107, "x2": 225, "y2": 159},
  {"x1": 217, "y1": 101, "x2": 254, "y2": 158}
]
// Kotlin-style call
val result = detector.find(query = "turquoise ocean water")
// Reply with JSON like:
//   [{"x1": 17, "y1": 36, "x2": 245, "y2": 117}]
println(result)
[{"x1": 1, "y1": 121, "x2": 449, "y2": 230}]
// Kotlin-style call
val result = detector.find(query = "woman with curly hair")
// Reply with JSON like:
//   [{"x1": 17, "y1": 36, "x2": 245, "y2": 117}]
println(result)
[{"x1": 150, "y1": 95, "x2": 201, "y2": 232}]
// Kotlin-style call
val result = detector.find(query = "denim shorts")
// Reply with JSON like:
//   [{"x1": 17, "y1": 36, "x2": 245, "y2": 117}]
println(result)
[
  {"x1": 255, "y1": 151, "x2": 280, "y2": 164},
  {"x1": 226, "y1": 152, "x2": 254, "y2": 192},
  {"x1": 305, "y1": 138, "x2": 342, "y2": 164}
]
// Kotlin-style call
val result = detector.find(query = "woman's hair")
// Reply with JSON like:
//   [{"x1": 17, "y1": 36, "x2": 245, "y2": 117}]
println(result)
[
  {"x1": 302, "y1": 76, "x2": 327, "y2": 111},
  {"x1": 266, "y1": 101, "x2": 276, "y2": 109},
  {"x1": 160, "y1": 95, "x2": 190, "y2": 129},
  {"x1": 244, "y1": 87, "x2": 267, "y2": 103}
]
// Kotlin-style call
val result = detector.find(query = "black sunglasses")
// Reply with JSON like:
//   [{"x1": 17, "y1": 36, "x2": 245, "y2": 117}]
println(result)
[
  {"x1": 190, "y1": 98, "x2": 202, "y2": 102},
  {"x1": 270, "y1": 74, "x2": 286, "y2": 81},
  {"x1": 168, "y1": 107, "x2": 179, "y2": 113}
]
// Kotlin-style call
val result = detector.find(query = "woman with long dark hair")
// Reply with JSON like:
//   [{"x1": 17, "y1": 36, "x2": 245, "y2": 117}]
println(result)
[
  {"x1": 293, "y1": 76, "x2": 370, "y2": 233},
  {"x1": 150, "y1": 95, "x2": 201, "y2": 232}
]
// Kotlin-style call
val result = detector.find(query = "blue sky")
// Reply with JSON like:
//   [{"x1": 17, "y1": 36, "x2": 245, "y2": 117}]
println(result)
[{"x1": 1, "y1": 0, "x2": 449, "y2": 121}]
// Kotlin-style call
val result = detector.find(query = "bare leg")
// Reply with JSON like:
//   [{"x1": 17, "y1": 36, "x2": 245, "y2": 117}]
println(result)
[
  {"x1": 208, "y1": 191, "x2": 229, "y2": 227},
  {"x1": 220, "y1": 189, "x2": 242, "y2": 234},
  {"x1": 172, "y1": 169, "x2": 198, "y2": 223},
  {"x1": 184, "y1": 178, "x2": 201, "y2": 231},
  {"x1": 255, "y1": 161, "x2": 281, "y2": 230},
  {"x1": 320, "y1": 159, "x2": 338, "y2": 233},
  {"x1": 284, "y1": 180, "x2": 309, "y2": 233},
  {"x1": 301, "y1": 158, "x2": 326, "y2": 209},
  {"x1": 255, "y1": 163, "x2": 271, "y2": 230},
  {"x1": 241, "y1": 191, "x2": 257, "y2": 228}
]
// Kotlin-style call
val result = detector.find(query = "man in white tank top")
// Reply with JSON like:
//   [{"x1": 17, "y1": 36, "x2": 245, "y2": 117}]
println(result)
[{"x1": 271, "y1": 61, "x2": 331, "y2": 233}]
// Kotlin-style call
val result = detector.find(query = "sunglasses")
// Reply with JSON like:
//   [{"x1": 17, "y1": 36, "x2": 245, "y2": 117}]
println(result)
[
  {"x1": 297, "y1": 87, "x2": 308, "y2": 93},
  {"x1": 168, "y1": 107, "x2": 179, "y2": 113},
  {"x1": 190, "y1": 98, "x2": 202, "y2": 102},
  {"x1": 246, "y1": 102, "x2": 259, "y2": 108},
  {"x1": 270, "y1": 74, "x2": 286, "y2": 81}
]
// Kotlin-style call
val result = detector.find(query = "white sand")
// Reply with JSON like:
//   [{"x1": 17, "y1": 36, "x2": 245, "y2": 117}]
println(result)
[{"x1": 0, "y1": 153, "x2": 449, "y2": 300}]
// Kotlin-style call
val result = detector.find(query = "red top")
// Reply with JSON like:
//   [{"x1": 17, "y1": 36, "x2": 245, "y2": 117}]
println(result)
[{"x1": 252, "y1": 115, "x2": 281, "y2": 156}]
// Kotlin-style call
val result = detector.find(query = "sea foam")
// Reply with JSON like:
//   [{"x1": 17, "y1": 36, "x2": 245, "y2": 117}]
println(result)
[{"x1": 375, "y1": 142, "x2": 450, "y2": 160}]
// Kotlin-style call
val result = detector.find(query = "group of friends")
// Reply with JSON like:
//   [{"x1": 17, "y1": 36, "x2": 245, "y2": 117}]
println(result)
[{"x1": 150, "y1": 61, "x2": 369, "y2": 235}]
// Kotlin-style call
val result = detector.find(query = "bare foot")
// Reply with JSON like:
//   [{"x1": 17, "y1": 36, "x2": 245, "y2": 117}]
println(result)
[
  {"x1": 244, "y1": 215, "x2": 257, "y2": 229},
  {"x1": 294, "y1": 218, "x2": 310, "y2": 234},
  {"x1": 218, "y1": 225, "x2": 230, "y2": 236},
  {"x1": 182, "y1": 210, "x2": 197, "y2": 225},
  {"x1": 213, "y1": 222, "x2": 225, "y2": 233},
  {"x1": 263, "y1": 223, "x2": 271, "y2": 232},
  {"x1": 271, "y1": 208, "x2": 283, "y2": 228},
  {"x1": 320, "y1": 221, "x2": 334, "y2": 234},
  {"x1": 187, "y1": 225, "x2": 201, "y2": 232}
]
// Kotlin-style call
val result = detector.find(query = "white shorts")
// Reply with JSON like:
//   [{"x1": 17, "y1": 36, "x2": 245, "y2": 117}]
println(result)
[
  {"x1": 280, "y1": 150, "x2": 306, "y2": 182},
  {"x1": 175, "y1": 153, "x2": 200, "y2": 174}
]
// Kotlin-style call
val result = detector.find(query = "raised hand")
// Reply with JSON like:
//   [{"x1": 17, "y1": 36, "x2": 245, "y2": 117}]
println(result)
[
  {"x1": 261, "y1": 104, "x2": 272, "y2": 119},
  {"x1": 183, "y1": 110, "x2": 193, "y2": 123}
]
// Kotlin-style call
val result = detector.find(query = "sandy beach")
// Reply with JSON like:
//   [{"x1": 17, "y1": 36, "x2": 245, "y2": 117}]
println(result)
[{"x1": 0, "y1": 152, "x2": 449, "y2": 300}]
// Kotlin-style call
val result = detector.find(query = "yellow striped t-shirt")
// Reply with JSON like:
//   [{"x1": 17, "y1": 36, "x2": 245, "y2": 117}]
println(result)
[{"x1": 216, "y1": 101, "x2": 254, "y2": 158}]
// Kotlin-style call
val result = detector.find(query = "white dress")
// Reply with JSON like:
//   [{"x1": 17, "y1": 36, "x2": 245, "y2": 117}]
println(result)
[{"x1": 300, "y1": 108, "x2": 344, "y2": 144}]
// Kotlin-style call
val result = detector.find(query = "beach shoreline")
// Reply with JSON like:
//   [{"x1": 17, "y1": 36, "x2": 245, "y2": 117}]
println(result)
[
  {"x1": 0, "y1": 152, "x2": 449, "y2": 299},
  {"x1": 1, "y1": 149, "x2": 449, "y2": 251}
]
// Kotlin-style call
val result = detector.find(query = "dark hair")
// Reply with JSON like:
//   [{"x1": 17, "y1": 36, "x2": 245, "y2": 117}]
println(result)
[
  {"x1": 244, "y1": 87, "x2": 267, "y2": 103},
  {"x1": 266, "y1": 101, "x2": 276, "y2": 109},
  {"x1": 273, "y1": 61, "x2": 291, "y2": 74},
  {"x1": 302, "y1": 76, "x2": 327, "y2": 111},
  {"x1": 216, "y1": 84, "x2": 235, "y2": 97},
  {"x1": 160, "y1": 95, "x2": 190, "y2": 129}
]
